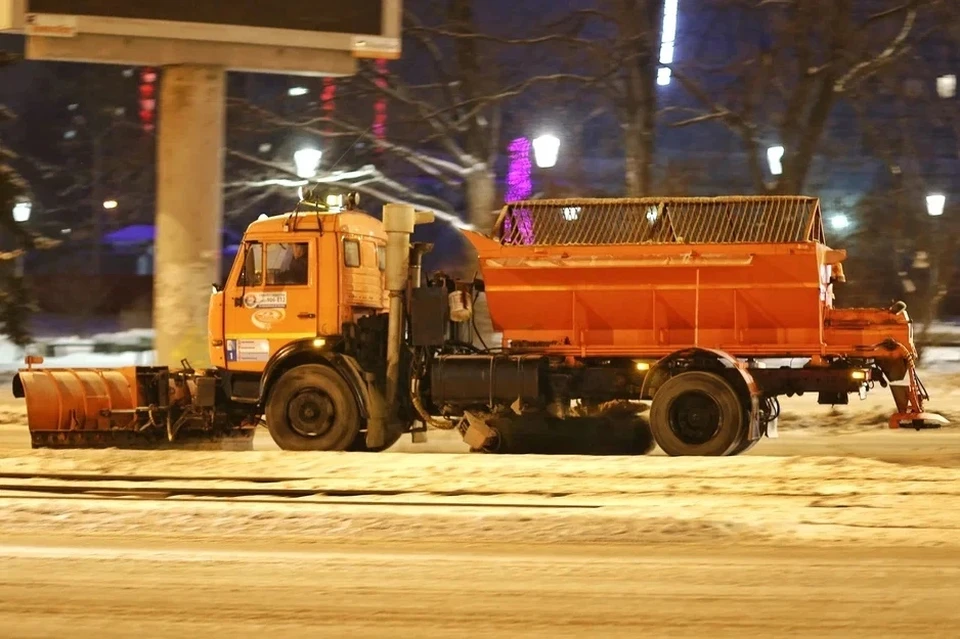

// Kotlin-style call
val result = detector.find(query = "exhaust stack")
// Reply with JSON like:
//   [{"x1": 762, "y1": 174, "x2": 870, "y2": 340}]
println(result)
[{"x1": 382, "y1": 204, "x2": 434, "y2": 424}]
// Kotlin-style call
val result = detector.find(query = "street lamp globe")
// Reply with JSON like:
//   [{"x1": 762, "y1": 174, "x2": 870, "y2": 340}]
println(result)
[
  {"x1": 830, "y1": 214, "x2": 850, "y2": 230},
  {"x1": 532, "y1": 134, "x2": 560, "y2": 169},
  {"x1": 767, "y1": 146, "x2": 785, "y2": 176},
  {"x1": 294, "y1": 148, "x2": 323, "y2": 179},
  {"x1": 926, "y1": 194, "x2": 946, "y2": 217},
  {"x1": 12, "y1": 201, "x2": 31, "y2": 223}
]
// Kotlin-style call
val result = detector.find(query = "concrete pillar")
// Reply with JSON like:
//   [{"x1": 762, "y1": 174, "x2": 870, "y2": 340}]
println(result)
[{"x1": 153, "y1": 65, "x2": 225, "y2": 368}]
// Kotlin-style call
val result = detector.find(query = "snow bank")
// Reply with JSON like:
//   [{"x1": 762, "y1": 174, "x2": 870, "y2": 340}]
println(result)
[
  {"x1": 0, "y1": 350, "x2": 156, "y2": 371},
  {"x1": 0, "y1": 327, "x2": 155, "y2": 374}
]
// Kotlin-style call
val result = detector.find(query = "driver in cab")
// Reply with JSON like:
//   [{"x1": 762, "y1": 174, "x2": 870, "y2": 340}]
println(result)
[{"x1": 276, "y1": 244, "x2": 308, "y2": 285}]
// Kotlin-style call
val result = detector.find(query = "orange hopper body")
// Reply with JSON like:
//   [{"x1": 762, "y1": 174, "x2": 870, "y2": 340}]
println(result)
[
  {"x1": 463, "y1": 197, "x2": 910, "y2": 360},
  {"x1": 463, "y1": 196, "x2": 934, "y2": 427}
]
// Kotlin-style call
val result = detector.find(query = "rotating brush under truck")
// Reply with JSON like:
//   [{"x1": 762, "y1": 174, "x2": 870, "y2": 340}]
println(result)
[{"x1": 13, "y1": 195, "x2": 947, "y2": 456}]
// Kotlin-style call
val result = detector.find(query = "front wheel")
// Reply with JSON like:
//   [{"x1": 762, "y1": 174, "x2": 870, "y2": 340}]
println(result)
[
  {"x1": 649, "y1": 371, "x2": 746, "y2": 457},
  {"x1": 265, "y1": 365, "x2": 361, "y2": 451}
]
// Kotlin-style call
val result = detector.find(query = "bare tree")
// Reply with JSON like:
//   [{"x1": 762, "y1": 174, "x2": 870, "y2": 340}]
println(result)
[
  {"x1": 1, "y1": 61, "x2": 152, "y2": 337},
  {"x1": 13, "y1": 64, "x2": 157, "y2": 239},
  {"x1": 0, "y1": 158, "x2": 35, "y2": 346},
  {"x1": 227, "y1": 0, "x2": 589, "y2": 232},
  {"x1": 539, "y1": 0, "x2": 666, "y2": 196},
  {"x1": 845, "y1": 2, "x2": 959, "y2": 349},
  {"x1": 668, "y1": 0, "x2": 935, "y2": 195},
  {"x1": 0, "y1": 52, "x2": 38, "y2": 345}
]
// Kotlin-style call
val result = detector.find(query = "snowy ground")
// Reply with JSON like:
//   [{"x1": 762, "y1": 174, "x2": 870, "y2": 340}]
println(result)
[
  {"x1": 2, "y1": 537, "x2": 956, "y2": 638},
  {"x1": 2, "y1": 344, "x2": 959, "y2": 549},
  {"x1": 2, "y1": 345, "x2": 959, "y2": 636},
  {"x1": 1, "y1": 372, "x2": 959, "y2": 550},
  {"x1": 2, "y1": 446, "x2": 960, "y2": 547}
]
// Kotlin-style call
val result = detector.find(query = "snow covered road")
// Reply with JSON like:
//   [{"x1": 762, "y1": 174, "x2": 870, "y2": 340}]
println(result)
[
  {"x1": 1, "y1": 536, "x2": 958, "y2": 638},
  {"x1": 2, "y1": 443, "x2": 959, "y2": 548}
]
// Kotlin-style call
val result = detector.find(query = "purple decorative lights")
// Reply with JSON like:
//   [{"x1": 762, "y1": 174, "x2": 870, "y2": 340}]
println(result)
[{"x1": 503, "y1": 137, "x2": 534, "y2": 244}]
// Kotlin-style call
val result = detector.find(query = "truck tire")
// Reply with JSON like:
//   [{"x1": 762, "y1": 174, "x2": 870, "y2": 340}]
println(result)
[
  {"x1": 265, "y1": 365, "x2": 361, "y2": 451},
  {"x1": 648, "y1": 371, "x2": 746, "y2": 456}
]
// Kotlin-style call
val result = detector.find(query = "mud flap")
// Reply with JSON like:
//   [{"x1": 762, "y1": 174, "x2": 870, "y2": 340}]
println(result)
[
  {"x1": 748, "y1": 395, "x2": 762, "y2": 441},
  {"x1": 766, "y1": 414, "x2": 779, "y2": 439}
]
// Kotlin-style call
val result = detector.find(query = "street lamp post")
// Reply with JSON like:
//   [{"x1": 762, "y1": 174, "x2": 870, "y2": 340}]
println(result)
[
  {"x1": 11, "y1": 201, "x2": 31, "y2": 277},
  {"x1": 925, "y1": 193, "x2": 947, "y2": 331}
]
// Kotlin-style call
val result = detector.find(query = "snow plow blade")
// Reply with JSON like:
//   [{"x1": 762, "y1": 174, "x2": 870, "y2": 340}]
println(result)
[
  {"x1": 13, "y1": 366, "x2": 142, "y2": 444},
  {"x1": 12, "y1": 360, "x2": 254, "y2": 450}
]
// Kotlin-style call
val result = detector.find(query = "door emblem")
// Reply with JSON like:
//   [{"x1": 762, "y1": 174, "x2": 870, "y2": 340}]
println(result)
[
  {"x1": 243, "y1": 292, "x2": 287, "y2": 309},
  {"x1": 252, "y1": 308, "x2": 286, "y2": 330}
]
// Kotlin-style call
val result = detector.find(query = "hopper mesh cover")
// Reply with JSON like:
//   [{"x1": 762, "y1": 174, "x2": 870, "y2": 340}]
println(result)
[{"x1": 498, "y1": 196, "x2": 824, "y2": 246}]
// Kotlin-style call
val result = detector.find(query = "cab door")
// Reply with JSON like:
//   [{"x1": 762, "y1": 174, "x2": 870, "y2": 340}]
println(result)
[{"x1": 223, "y1": 237, "x2": 319, "y2": 372}]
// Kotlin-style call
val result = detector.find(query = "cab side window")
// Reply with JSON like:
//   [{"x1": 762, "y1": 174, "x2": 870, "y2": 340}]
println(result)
[
  {"x1": 343, "y1": 239, "x2": 361, "y2": 268},
  {"x1": 266, "y1": 242, "x2": 309, "y2": 286},
  {"x1": 239, "y1": 243, "x2": 263, "y2": 286}
]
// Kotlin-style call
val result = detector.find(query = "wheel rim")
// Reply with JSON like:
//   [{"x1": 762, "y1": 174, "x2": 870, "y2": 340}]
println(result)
[
  {"x1": 668, "y1": 390, "x2": 722, "y2": 445},
  {"x1": 287, "y1": 390, "x2": 337, "y2": 438}
]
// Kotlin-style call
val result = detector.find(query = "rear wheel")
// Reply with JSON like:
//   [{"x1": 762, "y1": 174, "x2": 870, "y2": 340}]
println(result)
[
  {"x1": 265, "y1": 365, "x2": 361, "y2": 451},
  {"x1": 649, "y1": 371, "x2": 746, "y2": 456}
]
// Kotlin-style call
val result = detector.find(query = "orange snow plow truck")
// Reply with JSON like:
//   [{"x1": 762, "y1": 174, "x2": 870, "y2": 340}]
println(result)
[{"x1": 12, "y1": 195, "x2": 947, "y2": 456}]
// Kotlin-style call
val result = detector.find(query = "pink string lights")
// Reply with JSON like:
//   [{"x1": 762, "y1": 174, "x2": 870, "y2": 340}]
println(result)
[{"x1": 503, "y1": 137, "x2": 535, "y2": 244}]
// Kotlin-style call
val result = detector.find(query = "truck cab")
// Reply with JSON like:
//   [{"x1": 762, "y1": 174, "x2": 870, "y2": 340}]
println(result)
[{"x1": 209, "y1": 207, "x2": 388, "y2": 373}]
